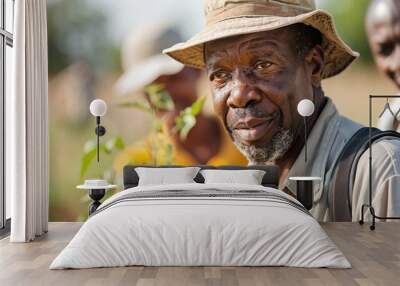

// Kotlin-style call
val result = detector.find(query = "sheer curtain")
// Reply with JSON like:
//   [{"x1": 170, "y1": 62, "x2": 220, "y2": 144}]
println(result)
[{"x1": 7, "y1": 0, "x2": 49, "y2": 242}]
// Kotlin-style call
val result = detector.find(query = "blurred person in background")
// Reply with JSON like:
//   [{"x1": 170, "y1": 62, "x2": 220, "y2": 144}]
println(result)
[
  {"x1": 367, "y1": 0, "x2": 400, "y2": 131},
  {"x1": 114, "y1": 23, "x2": 247, "y2": 169}
]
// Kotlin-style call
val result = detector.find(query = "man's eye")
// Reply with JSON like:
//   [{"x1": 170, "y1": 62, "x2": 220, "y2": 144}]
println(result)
[
  {"x1": 255, "y1": 61, "x2": 273, "y2": 70},
  {"x1": 379, "y1": 43, "x2": 395, "y2": 56}
]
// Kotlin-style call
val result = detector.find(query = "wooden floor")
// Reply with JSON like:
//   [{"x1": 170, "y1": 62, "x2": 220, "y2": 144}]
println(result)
[{"x1": 0, "y1": 222, "x2": 399, "y2": 286}]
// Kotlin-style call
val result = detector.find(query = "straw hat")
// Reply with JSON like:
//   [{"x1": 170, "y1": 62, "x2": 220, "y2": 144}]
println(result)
[
  {"x1": 116, "y1": 23, "x2": 184, "y2": 96},
  {"x1": 163, "y1": 0, "x2": 359, "y2": 79}
]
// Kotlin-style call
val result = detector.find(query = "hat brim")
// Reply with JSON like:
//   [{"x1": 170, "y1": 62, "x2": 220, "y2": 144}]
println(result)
[
  {"x1": 163, "y1": 9, "x2": 359, "y2": 79},
  {"x1": 115, "y1": 54, "x2": 184, "y2": 96}
]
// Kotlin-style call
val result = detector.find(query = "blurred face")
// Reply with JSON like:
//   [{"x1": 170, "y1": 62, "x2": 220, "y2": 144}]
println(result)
[
  {"x1": 146, "y1": 67, "x2": 201, "y2": 127},
  {"x1": 367, "y1": 0, "x2": 400, "y2": 88},
  {"x1": 205, "y1": 28, "x2": 322, "y2": 163},
  {"x1": 155, "y1": 67, "x2": 200, "y2": 111}
]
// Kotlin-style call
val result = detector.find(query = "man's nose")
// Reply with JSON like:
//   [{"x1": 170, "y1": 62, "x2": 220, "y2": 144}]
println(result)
[{"x1": 227, "y1": 71, "x2": 262, "y2": 108}]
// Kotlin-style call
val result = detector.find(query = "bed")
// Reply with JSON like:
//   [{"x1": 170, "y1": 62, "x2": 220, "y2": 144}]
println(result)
[{"x1": 50, "y1": 165, "x2": 350, "y2": 269}]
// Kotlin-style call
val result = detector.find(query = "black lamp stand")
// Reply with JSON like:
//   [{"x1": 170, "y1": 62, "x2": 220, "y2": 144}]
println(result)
[
  {"x1": 88, "y1": 189, "x2": 106, "y2": 215},
  {"x1": 296, "y1": 180, "x2": 313, "y2": 210},
  {"x1": 95, "y1": 116, "x2": 106, "y2": 162},
  {"x1": 359, "y1": 95, "x2": 400, "y2": 230},
  {"x1": 304, "y1": 116, "x2": 308, "y2": 163}
]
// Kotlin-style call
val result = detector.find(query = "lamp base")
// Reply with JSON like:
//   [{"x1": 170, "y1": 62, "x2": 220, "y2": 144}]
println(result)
[
  {"x1": 296, "y1": 180, "x2": 313, "y2": 210},
  {"x1": 288, "y1": 177, "x2": 320, "y2": 211},
  {"x1": 88, "y1": 189, "x2": 105, "y2": 215}
]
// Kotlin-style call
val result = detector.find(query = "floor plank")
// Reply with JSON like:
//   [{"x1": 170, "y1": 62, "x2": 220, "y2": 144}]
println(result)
[{"x1": 0, "y1": 222, "x2": 399, "y2": 286}]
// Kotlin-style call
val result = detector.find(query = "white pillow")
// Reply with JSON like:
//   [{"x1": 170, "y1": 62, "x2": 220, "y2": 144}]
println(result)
[
  {"x1": 135, "y1": 167, "x2": 200, "y2": 186},
  {"x1": 200, "y1": 169, "x2": 266, "y2": 185}
]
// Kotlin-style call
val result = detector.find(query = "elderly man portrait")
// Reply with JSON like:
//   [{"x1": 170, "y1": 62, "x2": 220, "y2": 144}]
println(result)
[{"x1": 164, "y1": 0, "x2": 400, "y2": 222}]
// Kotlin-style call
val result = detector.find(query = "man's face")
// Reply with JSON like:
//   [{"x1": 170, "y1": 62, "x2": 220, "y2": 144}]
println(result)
[
  {"x1": 367, "y1": 1, "x2": 400, "y2": 88},
  {"x1": 205, "y1": 28, "x2": 317, "y2": 163}
]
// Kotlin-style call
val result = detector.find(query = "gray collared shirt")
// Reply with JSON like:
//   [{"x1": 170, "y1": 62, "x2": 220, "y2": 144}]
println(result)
[{"x1": 283, "y1": 97, "x2": 400, "y2": 221}]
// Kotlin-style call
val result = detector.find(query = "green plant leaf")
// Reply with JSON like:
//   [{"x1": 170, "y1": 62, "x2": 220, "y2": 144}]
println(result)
[
  {"x1": 118, "y1": 101, "x2": 152, "y2": 113},
  {"x1": 144, "y1": 83, "x2": 163, "y2": 95},
  {"x1": 178, "y1": 114, "x2": 196, "y2": 140},
  {"x1": 81, "y1": 137, "x2": 125, "y2": 179},
  {"x1": 145, "y1": 84, "x2": 174, "y2": 111},
  {"x1": 105, "y1": 137, "x2": 125, "y2": 152},
  {"x1": 174, "y1": 96, "x2": 206, "y2": 140},
  {"x1": 83, "y1": 139, "x2": 97, "y2": 154},
  {"x1": 190, "y1": 96, "x2": 206, "y2": 116},
  {"x1": 80, "y1": 148, "x2": 97, "y2": 179}
]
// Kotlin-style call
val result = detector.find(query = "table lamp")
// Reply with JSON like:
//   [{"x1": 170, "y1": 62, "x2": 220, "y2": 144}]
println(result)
[
  {"x1": 289, "y1": 99, "x2": 320, "y2": 211},
  {"x1": 89, "y1": 99, "x2": 107, "y2": 162}
]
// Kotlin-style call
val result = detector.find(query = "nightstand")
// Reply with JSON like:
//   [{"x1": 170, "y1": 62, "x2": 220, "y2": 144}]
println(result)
[{"x1": 77, "y1": 180, "x2": 117, "y2": 215}]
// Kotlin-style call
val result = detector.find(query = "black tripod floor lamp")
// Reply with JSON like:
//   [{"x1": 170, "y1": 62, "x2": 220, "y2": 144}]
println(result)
[{"x1": 359, "y1": 95, "x2": 400, "y2": 230}]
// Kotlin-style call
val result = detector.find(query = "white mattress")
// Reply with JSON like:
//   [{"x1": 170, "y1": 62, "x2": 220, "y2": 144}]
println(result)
[{"x1": 50, "y1": 183, "x2": 350, "y2": 269}]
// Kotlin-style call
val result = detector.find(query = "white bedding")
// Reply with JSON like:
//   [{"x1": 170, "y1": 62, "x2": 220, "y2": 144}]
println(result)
[{"x1": 50, "y1": 183, "x2": 350, "y2": 269}]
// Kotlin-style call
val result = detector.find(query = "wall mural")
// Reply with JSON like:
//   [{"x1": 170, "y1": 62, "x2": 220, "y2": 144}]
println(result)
[{"x1": 47, "y1": 0, "x2": 399, "y2": 222}]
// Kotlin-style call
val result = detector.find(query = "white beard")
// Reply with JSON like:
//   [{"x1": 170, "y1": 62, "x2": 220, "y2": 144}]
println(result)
[{"x1": 232, "y1": 128, "x2": 295, "y2": 164}]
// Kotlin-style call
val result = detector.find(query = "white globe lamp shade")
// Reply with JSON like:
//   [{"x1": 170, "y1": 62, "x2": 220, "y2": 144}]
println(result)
[
  {"x1": 297, "y1": 99, "x2": 315, "y2": 117},
  {"x1": 90, "y1": 99, "x2": 107, "y2": 117}
]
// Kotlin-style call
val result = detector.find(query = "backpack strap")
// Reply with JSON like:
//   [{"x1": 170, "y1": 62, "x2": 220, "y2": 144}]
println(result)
[
  {"x1": 328, "y1": 127, "x2": 381, "y2": 221},
  {"x1": 329, "y1": 127, "x2": 400, "y2": 221}
]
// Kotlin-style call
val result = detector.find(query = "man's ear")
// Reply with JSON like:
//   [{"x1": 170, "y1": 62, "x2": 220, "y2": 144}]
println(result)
[{"x1": 305, "y1": 45, "x2": 324, "y2": 88}]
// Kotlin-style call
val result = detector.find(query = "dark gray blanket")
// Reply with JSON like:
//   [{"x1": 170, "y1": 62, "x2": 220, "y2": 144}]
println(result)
[{"x1": 92, "y1": 189, "x2": 309, "y2": 217}]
